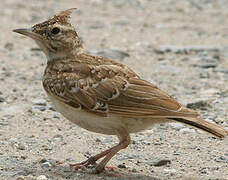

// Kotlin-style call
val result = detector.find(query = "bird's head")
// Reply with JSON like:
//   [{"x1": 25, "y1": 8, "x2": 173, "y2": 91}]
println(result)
[{"x1": 13, "y1": 8, "x2": 83, "y2": 62}]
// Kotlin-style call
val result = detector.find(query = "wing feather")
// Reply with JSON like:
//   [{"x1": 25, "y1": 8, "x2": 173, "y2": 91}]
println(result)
[{"x1": 43, "y1": 60, "x2": 199, "y2": 118}]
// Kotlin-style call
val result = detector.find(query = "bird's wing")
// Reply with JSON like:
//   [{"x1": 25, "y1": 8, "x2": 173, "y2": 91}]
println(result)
[{"x1": 43, "y1": 63, "x2": 199, "y2": 118}]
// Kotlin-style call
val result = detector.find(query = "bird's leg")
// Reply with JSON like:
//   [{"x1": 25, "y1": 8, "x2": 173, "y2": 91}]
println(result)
[
  {"x1": 93, "y1": 130, "x2": 130, "y2": 174},
  {"x1": 69, "y1": 145, "x2": 117, "y2": 170},
  {"x1": 70, "y1": 129, "x2": 130, "y2": 174},
  {"x1": 94, "y1": 134, "x2": 130, "y2": 174}
]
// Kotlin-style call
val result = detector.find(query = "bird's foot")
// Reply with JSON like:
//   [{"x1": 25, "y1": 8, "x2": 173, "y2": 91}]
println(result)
[
  {"x1": 104, "y1": 166, "x2": 125, "y2": 177},
  {"x1": 105, "y1": 166, "x2": 120, "y2": 171},
  {"x1": 69, "y1": 157, "x2": 97, "y2": 170}
]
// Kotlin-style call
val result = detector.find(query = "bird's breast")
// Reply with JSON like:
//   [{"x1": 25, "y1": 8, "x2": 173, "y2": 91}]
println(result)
[{"x1": 46, "y1": 93, "x2": 127, "y2": 135}]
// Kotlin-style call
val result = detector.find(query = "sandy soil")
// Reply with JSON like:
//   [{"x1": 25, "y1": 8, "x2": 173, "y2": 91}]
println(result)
[{"x1": 0, "y1": 0, "x2": 228, "y2": 179}]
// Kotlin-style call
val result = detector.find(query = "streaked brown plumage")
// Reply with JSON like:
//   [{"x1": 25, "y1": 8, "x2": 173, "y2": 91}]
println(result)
[{"x1": 13, "y1": 8, "x2": 228, "y2": 174}]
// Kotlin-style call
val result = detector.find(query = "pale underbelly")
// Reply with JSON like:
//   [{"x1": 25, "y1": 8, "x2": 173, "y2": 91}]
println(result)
[{"x1": 47, "y1": 94, "x2": 168, "y2": 135}]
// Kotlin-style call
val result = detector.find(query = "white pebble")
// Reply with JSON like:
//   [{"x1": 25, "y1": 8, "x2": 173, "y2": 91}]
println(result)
[
  {"x1": 164, "y1": 168, "x2": 177, "y2": 174},
  {"x1": 169, "y1": 122, "x2": 184, "y2": 130},
  {"x1": 37, "y1": 175, "x2": 48, "y2": 180},
  {"x1": 180, "y1": 128, "x2": 196, "y2": 134},
  {"x1": 32, "y1": 99, "x2": 46, "y2": 106}
]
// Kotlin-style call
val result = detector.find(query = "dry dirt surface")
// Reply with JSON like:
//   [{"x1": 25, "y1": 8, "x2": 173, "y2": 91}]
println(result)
[{"x1": 1, "y1": 0, "x2": 228, "y2": 179}]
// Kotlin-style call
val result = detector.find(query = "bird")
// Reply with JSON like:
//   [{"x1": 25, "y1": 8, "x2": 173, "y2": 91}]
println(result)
[{"x1": 13, "y1": 8, "x2": 228, "y2": 174}]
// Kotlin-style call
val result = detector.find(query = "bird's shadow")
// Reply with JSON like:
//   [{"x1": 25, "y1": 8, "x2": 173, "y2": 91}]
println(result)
[
  {"x1": 37, "y1": 163, "x2": 160, "y2": 180},
  {"x1": 0, "y1": 155, "x2": 159, "y2": 180}
]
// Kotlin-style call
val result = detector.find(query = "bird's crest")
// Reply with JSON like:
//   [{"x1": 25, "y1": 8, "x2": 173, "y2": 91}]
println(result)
[
  {"x1": 31, "y1": 8, "x2": 77, "y2": 36},
  {"x1": 52, "y1": 8, "x2": 77, "y2": 26}
]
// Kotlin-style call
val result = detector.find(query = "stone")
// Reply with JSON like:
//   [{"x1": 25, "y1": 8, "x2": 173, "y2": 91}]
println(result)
[
  {"x1": 37, "y1": 175, "x2": 48, "y2": 180},
  {"x1": 200, "y1": 72, "x2": 210, "y2": 79},
  {"x1": 186, "y1": 100, "x2": 211, "y2": 110},
  {"x1": 53, "y1": 134, "x2": 63, "y2": 140},
  {"x1": 179, "y1": 128, "x2": 196, "y2": 134},
  {"x1": 39, "y1": 158, "x2": 47, "y2": 164},
  {"x1": 200, "y1": 168, "x2": 209, "y2": 174},
  {"x1": 118, "y1": 163, "x2": 127, "y2": 168},
  {"x1": 154, "y1": 45, "x2": 222, "y2": 54},
  {"x1": 47, "y1": 105, "x2": 56, "y2": 111},
  {"x1": 0, "y1": 96, "x2": 5, "y2": 102},
  {"x1": 48, "y1": 159, "x2": 57, "y2": 167},
  {"x1": 32, "y1": 99, "x2": 46, "y2": 106},
  {"x1": 0, "y1": 120, "x2": 9, "y2": 126},
  {"x1": 164, "y1": 168, "x2": 177, "y2": 174},
  {"x1": 16, "y1": 143, "x2": 25, "y2": 150},
  {"x1": 142, "y1": 140, "x2": 151, "y2": 145},
  {"x1": 145, "y1": 159, "x2": 171, "y2": 167},
  {"x1": 215, "y1": 156, "x2": 228, "y2": 163},
  {"x1": 200, "y1": 89, "x2": 219, "y2": 97},
  {"x1": 31, "y1": 106, "x2": 46, "y2": 111},
  {"x1": 169, "y1": 123, "x2": 184, "y2": 130},
  {"x1": 41, "y1": 162, "x2": 51, "y2": 169},
  {"x1": 199, "y1": 62, "x2": 217, "y2": 68}
]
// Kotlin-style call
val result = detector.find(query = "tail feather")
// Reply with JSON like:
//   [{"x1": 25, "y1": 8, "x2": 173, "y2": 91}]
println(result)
[{"x1": 170, "y1": 117, "x2": 228, "y2": 138}]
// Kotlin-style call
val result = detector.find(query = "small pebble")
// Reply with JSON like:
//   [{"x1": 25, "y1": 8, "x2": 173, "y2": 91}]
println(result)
[
  {"x1": 99, "y1": 137, "x2": 113, "y2": 144},
  {"x1": 142, "y1": 140, "x2": 151, "y2": 145},
  {"x1": 169, "y1": 123, "x2": 184, "y2": 130},
  {"x1": 200, "y1": 168, "x2": 209, "y2": 174},
  {"x1": 18, "y1": 143, "x2": 25, "y2": 150},
  {"x1": 48, "y1": 105, "x2": 56, "y2": 111},
  {"x1": 0, "y1": 120, "x2": 9, "y2": 126},
  {"x1": 199, "y1": 62, "x2": 217, "y2": 68},
  {"x1": 32, "y1": 106, "x2": 46, "y2": 111},
  {"x1": 53, "y1": 112, "x2": 60, "y2": 118},
  {"x1": 154, "y1": 45, "x2": 221, "y2": 54},
  {"x1": 0, "y1": 96, "x2": 5, "y2": 102},
  {"x1": 200, "y1": 72, "x2": 210, "y2": 79},
  {"x1": 186, "y1": 100, "x2": 211, "y2": 110},
  {"x1": 21, "y1": 155, "x2": 27, "y2": 160},
  {"x1": 164, "y1": 168, "x2": 177, "y2": 174},
  {"x1": 118, "y1": 163, "x2": 126, "y2": 169},
  {"x1": 32, "y1": 99, "x2": 46, "y2": 106},
  {"x1": 66, "y1": 157, "x2": 74, "y2": 162},
  {"x1": 153, "y1": 142, "x2": 161, "y2": 145},
  {"x1": 41, "y1": 162, "x2": 52, "y2": 168},
  {"x1": 48, "y1": 159, "x2": 57, "y2": 167},
  {"x1": 53, "y1": 134, "x2": 63, "y2": 140},
  {"x1": 16, "y1": 176, "x2": 25, "y2": 180},
  {"x1": 37, "y1": 175, "x2": 48, "y2": 180},
  {"x1": 215, "y1": 156, "x2": 228, "y2": 163},
  {"x1": 180, "y1": 128, "x2": 196, "y2": 134},
  {"x1": 95, "y1": 138, "x2": 101, "y2": 143},
  {"x1": 39, "y1": 158, "x2": 47, "y2": 163},
  {"x1": 145, "y1": 159, "x2": 171, "y2": 167}
]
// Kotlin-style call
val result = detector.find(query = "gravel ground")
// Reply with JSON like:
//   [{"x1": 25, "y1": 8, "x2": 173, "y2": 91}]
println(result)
[{"x1": 1, "y1": 0, "x2": 228, "y2": 179}]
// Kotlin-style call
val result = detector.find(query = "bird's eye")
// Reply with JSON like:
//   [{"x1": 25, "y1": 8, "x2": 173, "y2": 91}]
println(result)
[{"x1": 51, "y1": 27, "x2": 60, "y2": 35}]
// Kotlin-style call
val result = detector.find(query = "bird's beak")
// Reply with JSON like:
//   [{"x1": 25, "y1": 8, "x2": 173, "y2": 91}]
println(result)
[{"x1": 13, "y1": 28, "x2": 43, "y2": 41}]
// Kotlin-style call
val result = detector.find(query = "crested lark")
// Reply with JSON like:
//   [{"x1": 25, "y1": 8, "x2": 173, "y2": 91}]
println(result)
[{"x1": 13, "y1": 9, "x2": 228, "y2": 174}]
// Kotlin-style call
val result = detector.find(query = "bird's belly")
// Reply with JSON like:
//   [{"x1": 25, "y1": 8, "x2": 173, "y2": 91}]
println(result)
[
  {"x1": 47, "y1": 95, "x2": 127, "y2": 135},
  {"x1": 47, "y1": 94, "x2": 168, "y2": 135}
]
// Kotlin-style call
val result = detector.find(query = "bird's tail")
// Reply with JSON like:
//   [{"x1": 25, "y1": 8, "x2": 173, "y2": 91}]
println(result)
[{"x1": 170, "y1": 117, "x2": 228, "y2": 138}]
